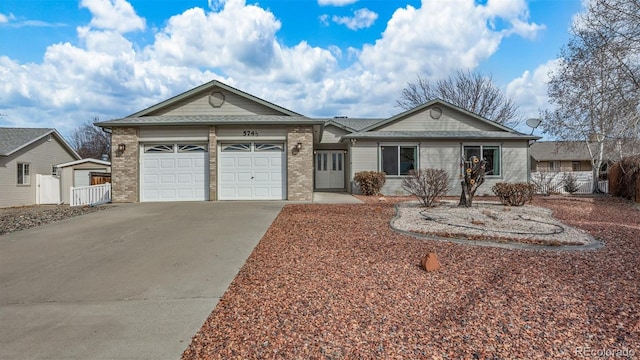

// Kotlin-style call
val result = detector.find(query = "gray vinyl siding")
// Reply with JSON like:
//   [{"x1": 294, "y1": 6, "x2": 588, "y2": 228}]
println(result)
[
  {"x1": 377, "y1": 106, "x2": 496, "y2": 132},
  {"x1": 0, "y1": 136, "x2": 77, "y2": 208},
  {"x1": 348, "y1": 139, "x2": 531, "y2": 197},
  {"x1": 320, "y1": 125, "x2": 348, "y2": 144},
  {"x1": 147, "y1": 90, "x2": 285, "y2": 116},
  {"x1": 420, "y1": 140, "x2": 463, "y2": 196}
]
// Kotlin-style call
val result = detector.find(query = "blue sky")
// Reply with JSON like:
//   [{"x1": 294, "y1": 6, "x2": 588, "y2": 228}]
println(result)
[{"x1": 0, "y1": 0, "x2": 584, "y2": 137}]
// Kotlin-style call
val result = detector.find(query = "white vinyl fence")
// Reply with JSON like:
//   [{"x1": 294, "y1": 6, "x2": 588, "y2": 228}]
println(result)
[
  {"x1": 70, "y1": 183, "x2": 111, "y2": 207},
  {"x1": 531, "y1": 171, "x2": 608, "y2": 195}
]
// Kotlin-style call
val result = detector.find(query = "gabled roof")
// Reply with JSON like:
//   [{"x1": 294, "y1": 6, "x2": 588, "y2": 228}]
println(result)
[
  {"x1": 0, "y1": 127, "x2": 81, "y2": 159},
  {"x1": 323, "y1": 117, "x2": 385, "y2": 132},
  {"x1": 55, "y1": 158, "x2": 111, "y2": 168},
  {"x1": 128, "y1": 80, "x2": 303, "y2": 118},
  {"x1": 530, "y1": 141, "x2": 593, "y2": 161},
  {"x1": 360, "y1": 98, "x2": 518, "y2": 133},
  {"x1": 95, "y1": 115, "x2": 324, "y2": 127}
]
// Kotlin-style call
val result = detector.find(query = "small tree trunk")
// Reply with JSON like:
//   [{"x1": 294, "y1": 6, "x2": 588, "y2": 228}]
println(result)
[{"x1": 458, "y1": 156, "x2": 486, "y2": 207}]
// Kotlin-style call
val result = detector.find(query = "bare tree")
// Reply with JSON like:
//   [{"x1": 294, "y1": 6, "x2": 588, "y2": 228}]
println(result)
[
  {"x1": 69, "y1": 118, "x2": 111, "y2": 160},
  {"x1": 396, "y1": 70, "x2": 522, "y2": 127},
  {"x1": 542, "y1": 0, "x2": 640, "y2": 193}
]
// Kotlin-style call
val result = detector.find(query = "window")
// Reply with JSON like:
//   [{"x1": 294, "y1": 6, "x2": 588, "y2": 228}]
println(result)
[
  {"x1": 548, "y1": 160, "x2": 560, "y2": 172},
  {"x1": 145, "y1": 144, "x2": 174, "y2": 153},
  {"x1": 572, "y1": 161, "x2": 581, "y2": 171},
  {"x1": 462, "y1": 145, "x2": 501, "y2": 176},
  {"x1": 380, "y1": 146, "x2": 417, "y2": 176},
  {"x1": 178, "y1": 144, "x2": 207, "y2": 153},
  {"x1": 17, "y1": 163, "x2": 30, "y2": 185}
]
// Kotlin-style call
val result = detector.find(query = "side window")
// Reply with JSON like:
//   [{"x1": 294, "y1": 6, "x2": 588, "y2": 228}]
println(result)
[{"x1": 17, "y1": 163, "x2": 30, "y2": 185}]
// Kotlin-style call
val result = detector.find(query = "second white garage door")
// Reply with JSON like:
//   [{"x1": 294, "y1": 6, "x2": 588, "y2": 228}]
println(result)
[{"x1": 218, "y1": 143, "x2": 286, "y2": 200}]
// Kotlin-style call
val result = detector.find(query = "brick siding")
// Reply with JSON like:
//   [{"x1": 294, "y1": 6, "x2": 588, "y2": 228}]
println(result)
[
  {"x1": 287, "y1": 126, "x2": 313, "y2": 201},
  {"x1": 110, "y1": 127, "x2": 139, "y2": 202}
]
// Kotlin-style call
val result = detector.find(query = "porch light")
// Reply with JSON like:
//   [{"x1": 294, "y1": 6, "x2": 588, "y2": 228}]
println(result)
[
  {"x1": 117, "y1": 143, "x2": 126, "y2": 152},
  {"x1": 295, "y1": 142, "x2": 303, "y2": 151}
]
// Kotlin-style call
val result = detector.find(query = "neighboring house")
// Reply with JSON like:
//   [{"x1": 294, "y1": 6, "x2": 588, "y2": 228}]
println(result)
[
  {"x1": 0, "y1": 128, "x2": 80, "y2": 208},
  {"x1": 95, "y1": 80, "x2": 539, "y2": 202},
  {"x1": 529, "y1": 141, "x2": 595, "y2": 173},
  {"x1": 55, "y1": 158, "x2": 111, "y2": 204}
]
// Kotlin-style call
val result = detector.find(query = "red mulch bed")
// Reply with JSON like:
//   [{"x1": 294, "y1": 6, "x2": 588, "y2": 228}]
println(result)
[{"x1": 182, "y1": 196, "x2": 640, "y2": 359}]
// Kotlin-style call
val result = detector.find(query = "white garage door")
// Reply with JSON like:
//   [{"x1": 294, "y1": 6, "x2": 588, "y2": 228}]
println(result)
[
  {"x1": 141, "y1": 144, "x2": 208, "y2": 202},
  {"x1": 218, "y1": 143, "x2": 286, "y2": 200}
]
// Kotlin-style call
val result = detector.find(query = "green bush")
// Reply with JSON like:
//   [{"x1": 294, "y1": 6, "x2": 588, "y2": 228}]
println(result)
[
  {"x1": 492, "y1": 182, "x2": 535, "y2": 206},
  {"x1": 354, "y1": 171, "x2": 386, "y2": 196}
]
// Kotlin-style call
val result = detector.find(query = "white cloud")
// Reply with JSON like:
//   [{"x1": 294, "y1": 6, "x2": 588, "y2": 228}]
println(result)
[
  {"x1": 319, "y1": 14, "x2": 330, "y2": 26},
  {"x1": 0, "y1": 13, "x2": 16, "y2": 23},
  {"x1": 506, "y1": 58, "x2": 560, "y2": 120},
  {"x1": 0, "y1": 0, "x2": 550, "y2": 136},
  {"x1": 80, "y1": 0, "x2": 145, "y2": 33},
  {"x1": 318, "y1": 0, "x2": 358, "y2": 6},
  {"x1": 332, "y1": 8, "x2": 378, "y2": 30}
]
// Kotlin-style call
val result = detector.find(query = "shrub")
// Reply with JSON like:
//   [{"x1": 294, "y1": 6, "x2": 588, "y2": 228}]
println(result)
[
  {"x1": 354, "y1": 171, "x2": 386, "y2": 196},
  {"x1": 492, "y1": 182, "x2": 535, "y2": 206},
  {"x1": 531, "y1": 171, "x2": 559, "y2": 195},
  {"x1": 562, "y1": 172, "x2": 580, "y2": 194},
  {"x1": 401, "y1": 169, "x2": 450, "y2": 207}
]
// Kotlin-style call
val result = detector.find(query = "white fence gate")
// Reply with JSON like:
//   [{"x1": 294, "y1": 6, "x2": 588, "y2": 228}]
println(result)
[
  {"x1": 36, "y1": 174, "x2": 60, "y2": 204},
  {"x1": 531, "y1": 171, "x2": 608, "y2": 194},
  {"x1": 70, "y1": 183, "x2": 111, "y2": 207}
]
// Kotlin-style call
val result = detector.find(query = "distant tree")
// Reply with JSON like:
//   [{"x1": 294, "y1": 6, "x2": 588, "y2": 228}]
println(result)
[
  {"x1": 396, "y1": 70, "x2": 522, "y2": 127},
  {"x1": 69, "y1": 118, "x2": 111, "y2": 160},
  {"x1": 542, "y1": 0, "x2": 640, "y2": 193}
]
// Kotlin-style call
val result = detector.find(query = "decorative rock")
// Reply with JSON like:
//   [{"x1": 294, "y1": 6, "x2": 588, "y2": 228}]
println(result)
[
  {"x1": 421, "y1": 252, "x2": 441, "y2": 272},
  {"x1": 378, "y1": 196, "x2": 387, "y2": 202}
]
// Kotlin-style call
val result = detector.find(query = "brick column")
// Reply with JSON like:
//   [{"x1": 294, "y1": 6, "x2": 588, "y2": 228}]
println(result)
[
  {"x1": 111, "y1": 127, "x2": 139, "y2": 202},
  {"x1": 287, "y1": 125, "x2": 313, "y2": 201},
  {"x1": 208, "y1": 126, "x2": 217, "y2": 201}
]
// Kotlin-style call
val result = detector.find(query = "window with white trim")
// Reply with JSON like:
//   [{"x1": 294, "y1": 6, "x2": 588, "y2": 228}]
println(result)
[
  {"x1": 178, "y1": 144, "x2": 207, "y2": 153},
  {"x1": 144, "y1": 144, "x2": 175, "y2": 153},
  {"x1": 548, "y1": 160, "x2": 560, "y2": 172},
  {"x1": 222, "y1": 143, "x2": 251, "y2": 152},
  {"x1": 17, "y1": 163, "x2": 30, "y2": 185},
  {"x1": 380, "y1": 145, "x2": 417, "y2": 176},
  {"x1": 463, "y1": 145, "x2": 501, "y2": 176}
]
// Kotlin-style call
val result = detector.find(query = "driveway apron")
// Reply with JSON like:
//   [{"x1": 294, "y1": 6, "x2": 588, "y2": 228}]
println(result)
[{"x1": 0, "y1": 201, "x2": 283, "y2": 359}]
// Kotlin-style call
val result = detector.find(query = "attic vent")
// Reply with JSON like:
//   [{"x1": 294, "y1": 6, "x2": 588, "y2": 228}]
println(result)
[
  {"x1": 47, "y1": 134, "x2": 52, "y2": 141},
  {"x1": 429, "y1": 107, "x2": 442, "y2": 119},
  {"x1": 209, "y1": 92, "x2": 225, "y2": 108}
]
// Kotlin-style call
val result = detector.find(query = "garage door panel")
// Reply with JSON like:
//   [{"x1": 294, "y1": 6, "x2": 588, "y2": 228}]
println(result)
[
  {"x1": 160, "y1": 159, "x2": 176, "y2": 169},
  {"x1": 237, "y1": 157, "x2": 252, "y2": 167},
  {"x1": 219, "y1": 143, "x2": 285, "y2": 200},
  {"x1": 177, "y1": 158, "x2": 193, "y2": 168},
  {"x1": 141, "y1": 144, "x2": 208, "y2": 202}
]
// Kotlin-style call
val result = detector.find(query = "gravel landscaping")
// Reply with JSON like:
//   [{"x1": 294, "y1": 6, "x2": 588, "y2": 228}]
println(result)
[
  {"x1": 392, "y1": 200, "x2": 600, "y2": 248},
  {"x1": 0, "y1": 204, "x2": 108, "y2": 235},
  {"x1": 183, "y1": 196, "x2": 639, "y2": 359}
]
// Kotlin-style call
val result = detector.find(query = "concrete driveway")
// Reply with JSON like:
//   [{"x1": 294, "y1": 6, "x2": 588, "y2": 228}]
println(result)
[{"x1": 0, "y1": 201, "x2": 283, "y2": 359}]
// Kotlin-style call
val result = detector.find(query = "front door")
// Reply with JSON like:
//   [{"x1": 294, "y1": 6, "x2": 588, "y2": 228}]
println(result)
[{"x1": 315, "y1": 150, "x2": 345, "y2": 189}]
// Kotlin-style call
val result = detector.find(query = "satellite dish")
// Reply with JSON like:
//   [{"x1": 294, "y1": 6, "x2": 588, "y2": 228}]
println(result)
[{"x1": 526, "y1": 118, "x2": 542, "y2": 135}]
